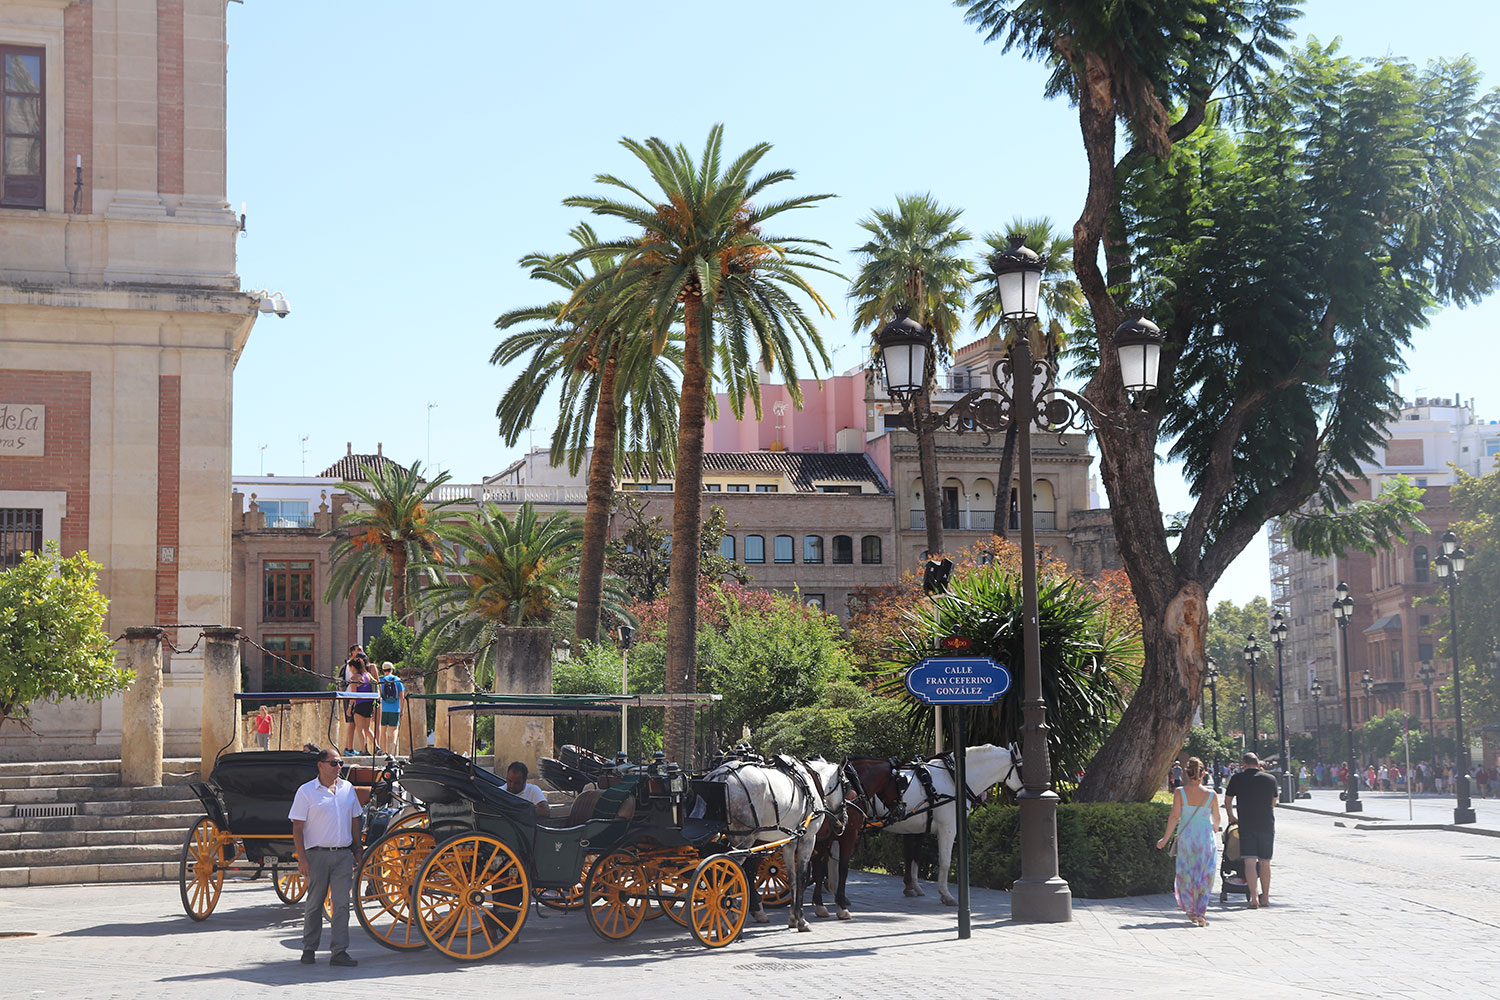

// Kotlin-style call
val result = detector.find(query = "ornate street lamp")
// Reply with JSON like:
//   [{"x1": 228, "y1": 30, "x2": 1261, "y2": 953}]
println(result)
[
  {"x1": 1310, "y1": 677, "x2": 1324, "y2": 770},
  {"x1": 1332, "y1": 582, "x2": 1362, "y2": 812},
  {"x1": 1243, "y1": 634, "x2": 1262, "y2": 758},
  {"x1": 1206, "y1": 659, "x2": 1222, "y2": 792},
  {"x1": 1238, "y1": 693, "x2": 1249, "y2": 750},
  {"x1": 876, "y1": 234, "x2": 1162, "y2": 925},
  {"x1": 1361, "y1": 669, "x2": 1376, "y2": 767},
  {"x1": 1270, "y1": 612, "x2": 1292, "y2": 802},
  {"x1": 1418, "y1": 661, "x2": 1438, "y2": 749},
  {"x1": 1434, "y1": 530, "x2": 1476, "y2": 824}
]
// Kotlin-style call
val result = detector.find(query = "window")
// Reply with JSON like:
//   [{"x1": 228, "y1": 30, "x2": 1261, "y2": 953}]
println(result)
[
  {"x1": 817, "y1": 485, "x2": 862, "y2": 495},
  {"x1": 262, "y1": 634, "x2": 314, "y2": 684},
  {"x1": 804, "y1": 593, "x2": 826, "y2": 611},
  {"x1": 1390, "y1": 648, "x2": 1403, "y2": 679},
  {"x1": 745, "y1": 535, "x2": 765, "y2": 563},
  {"x1": 756, "y1": 484, "x2": 779, "y2": 493},
  {"x1": 263, "y1": 560, "x2": 314, "y2": 621},
  {"x1": 258, "y1": 499, "x2": 312, "y2": 528},
  {"x1": 1413, "y1": 545, "x2": 1429, "y2": 583},
  {"x1": 0, "y1": 507, "x2": 42, "y2": 570},
  {"x1": 803, "y1": 535, "x2": 824, "y2": 563},
  {"x1": 1419, "y1": 641, "x2": 1434, "y2": 661},
  {"x1": 728, "y1": 484, "x2": 750, "y2": 492},
  {"x1": 719, "y1": 535, "x2": 735, "y2": 560},
  {"x1": 774, "y1": 534, "x2": 794, "y2": 563},
  {"x1": 1, "y1": 47, "x2": 44, "y2": 209},
  {"x1": 704, "y1": 483, "x2": 722, "y2": 492},
  {"x1": 831, "y1": 535, "x2": 853, "y2": 564},
  {"x1": 861, "y1": 535, "x2": 882, "y2": 564}
]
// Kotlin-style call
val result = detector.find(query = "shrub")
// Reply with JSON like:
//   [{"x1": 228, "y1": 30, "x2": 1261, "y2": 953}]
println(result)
[
  {"x1": 852, "y1": 800, "x2": 1173, "y2": 899},
  {"x1": 754, "y1": 680, "x2": 925, "y2": 761}
]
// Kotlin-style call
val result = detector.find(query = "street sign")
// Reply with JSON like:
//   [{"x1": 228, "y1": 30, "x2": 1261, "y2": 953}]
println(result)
[{"x1": 905, "y1": 656, "x2": 1012, "y2": 705}]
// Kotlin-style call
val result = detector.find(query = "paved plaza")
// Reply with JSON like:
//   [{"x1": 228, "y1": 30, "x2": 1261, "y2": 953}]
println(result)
[{"x1": 3, "y1": 806, "x2": 1498, "y2": 999}]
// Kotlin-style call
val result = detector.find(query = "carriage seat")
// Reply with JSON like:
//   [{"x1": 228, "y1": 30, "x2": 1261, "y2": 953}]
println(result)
[
  {"x1": 206, "y1": 750, "x2": 321, "y2": 836},
  {"x1": 538, "y1": 776, "x2": 640, "y2": 834}
]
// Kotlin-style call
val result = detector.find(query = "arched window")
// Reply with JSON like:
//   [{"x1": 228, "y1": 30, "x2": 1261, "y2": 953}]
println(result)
[
  {"x1": 719, "y1": 535, "x2": 735, "y2": 560},
  {"x1": 774, "y1": 534, "x2": 795, "y2": 563},
  {"x1": 745, "y1": 535, "x2": 765, "y2": 563},
  {"x1": 1413, "y1": 545, "x2": 1429, "y2": 583},
  {"x1": 1033, "y1": 479, "x2": 1057, "y2": 530},
  {"x1": 861, "y1": 535, "x2": 882, "y2": 564},
  {"x1": 832, "y1": 535, "x2": 853, "y2": 564},
  {"x1": 803, "y1": 535, "x2": 824, "y2": 563}
]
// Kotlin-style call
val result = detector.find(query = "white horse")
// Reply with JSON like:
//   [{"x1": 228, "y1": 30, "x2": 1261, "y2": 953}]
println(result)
[
  {"x1": 864, "y1": 744, "x2": 1023, "y2": 906},
  {"x1": 704, "y1": 755, "x2": 843, "y2": 932}
]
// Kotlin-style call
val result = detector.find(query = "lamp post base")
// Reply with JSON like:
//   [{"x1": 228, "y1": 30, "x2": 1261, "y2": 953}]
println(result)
[
  {"x1": 1278, "y1": 773, "x2": 1294, "y2": 804},
  {"x1": 1454, "y1": 806, "x2": 1477, "y2": 825},
  {"x1": 1343, "y1": 797, "x2": 1363, "y2": 813},
  {"x1": 1010, "y1": 877, "x2": 1073, "y2": 923}
]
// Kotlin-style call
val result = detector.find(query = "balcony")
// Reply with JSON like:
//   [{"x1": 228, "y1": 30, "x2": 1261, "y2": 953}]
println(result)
[
  {"x1": 910, "y1": 509, "x2": 1053, "y2": 531},
  {"x1": 259, "y1": 512, "x2": 315, "y2": 529},
  {"x1": 431, "y1": 483, "x2": 589, "y2": 505}
]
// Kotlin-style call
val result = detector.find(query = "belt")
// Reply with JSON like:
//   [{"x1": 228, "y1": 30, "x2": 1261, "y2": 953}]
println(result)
[{"x1": 307, "y1": 845, "x2": 352, "y2": 851}]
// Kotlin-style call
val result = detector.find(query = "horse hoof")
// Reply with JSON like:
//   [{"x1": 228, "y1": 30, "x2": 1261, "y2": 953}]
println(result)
[
  {"x1": 797, "y1": 921, "x2": 812, "y2": 933},
  {"x1": 814, "y1": 906, "x2": 830, "y2": 918},
  {"x1": 903, "y1": 887, "x2": 921, "y2": 898},
  {"x1": 752, "y1": 910, "x2": 769, "y2": 925},
  {"x1": 942, "y1": 896, "x2": 958, "y2": 907},
  {"x1": 837, "y1": 909, "x2": 852, "y2": 920}
]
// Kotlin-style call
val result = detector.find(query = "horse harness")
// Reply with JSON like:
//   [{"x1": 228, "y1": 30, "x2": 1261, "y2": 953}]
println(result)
[
  {"x1": 716, "y1": 755, "x2": 829, "y2": 841},
  {"x1": 865, "y1": 752, "x2": 1000, "y2": 836}
]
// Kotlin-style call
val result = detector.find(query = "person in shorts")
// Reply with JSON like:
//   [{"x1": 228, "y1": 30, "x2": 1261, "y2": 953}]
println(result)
[
  {"x1": 376, "y1": 663, "x2": 405, "y2": 755},
  {"x1": 1225, "y1": 751, "x2": 1279, "y2": 908}
]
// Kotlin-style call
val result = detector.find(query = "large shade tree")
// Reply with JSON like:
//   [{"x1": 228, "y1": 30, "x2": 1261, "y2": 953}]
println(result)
[
  {"x1": 325, "y1": 459, "x2": 454, "y2": 626},
  {"x1": 563, "y1": 126, "x2": 836, "y2": 755},
  {"x1": 849, "y1": 193, "x2": 973, "y2": 556},
  {"x1": 492, "y1": 223, "x2": 680, "y2": 650},
  {"x1": 958, "y1": 1, "x2": 1500, "y2": 799}
]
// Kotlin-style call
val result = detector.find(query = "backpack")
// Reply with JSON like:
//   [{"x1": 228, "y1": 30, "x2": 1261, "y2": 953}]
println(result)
[{"x1": 379, "y1": 676, "x2": 401, "y2": 702}]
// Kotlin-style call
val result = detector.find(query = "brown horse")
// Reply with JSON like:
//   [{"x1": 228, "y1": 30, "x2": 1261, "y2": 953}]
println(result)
[{"x1": 808, "y1": 757, "x2": 905, "y2": 919}]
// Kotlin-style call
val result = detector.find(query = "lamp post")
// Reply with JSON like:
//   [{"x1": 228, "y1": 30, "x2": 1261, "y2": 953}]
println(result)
[
  {"x1": 875, "y1": 234, "x2": 1163, "y2": 925},
  {"x1": 1332, "y1": 582, "x2": 1362, "y2": 812},
  {"x1": 1270, "y1": 612, "x2": 1292, "y2": 802},
  {"x1": 1361, "y1": 669, "x2": 1375, "y2": 767},
  {"x1": 1310, "y1": 677, "x2": 1324, "y2": 772},
  {"x1": 1434, "y1": 530, "x2": 1476, "y2": 824},
  {"x1": 1418, "y1": 661, "x2": 1437, "y2": 750},
  {"x1": 1206, "y1": 659, "x2": 1222, "y2": 792},
  {"x1": 1238, "y1": 694, "x2": 1248, "y2": 750},
  {"x1": 1243, "y1": 635, "x2": 1262, "y2": 758}
]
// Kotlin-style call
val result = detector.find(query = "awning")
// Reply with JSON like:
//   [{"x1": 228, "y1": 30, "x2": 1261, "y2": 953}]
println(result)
[{"x1": 1363, "y1": 613, "x2": 1402, "y2": 635}]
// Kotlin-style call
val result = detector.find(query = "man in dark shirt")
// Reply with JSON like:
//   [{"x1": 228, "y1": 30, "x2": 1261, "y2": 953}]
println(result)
[{"x1": 1225, "y1": 751, "x2": 1279, "y2": 907}]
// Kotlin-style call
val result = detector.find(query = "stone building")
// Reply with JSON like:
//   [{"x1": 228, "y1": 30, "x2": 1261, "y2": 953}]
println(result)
[{"x1": 0, "y1": 0, "x2": 265, "y2": 758}]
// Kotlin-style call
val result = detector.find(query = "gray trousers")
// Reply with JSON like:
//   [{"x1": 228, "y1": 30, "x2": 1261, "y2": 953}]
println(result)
[{"x1": 302, "y1": 847, "x2": 353, "y2": 954}]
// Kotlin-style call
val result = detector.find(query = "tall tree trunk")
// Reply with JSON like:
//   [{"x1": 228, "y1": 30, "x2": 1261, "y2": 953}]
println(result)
[
  {"x1": 665, "y1": 307, "x2": 708, "y2": 764},
  {"x1": 916, "y1": 387, "x2": 944, "y2": 556},
  {"x1": 993, "y1": 422, "x2": 1018, "y2": 540},
  {"x1": 574, "y1": 357, "x2": 618, "y2": 649},
  {"x1": 391, "y1": 545, "x2": 408, "y2": 627}
]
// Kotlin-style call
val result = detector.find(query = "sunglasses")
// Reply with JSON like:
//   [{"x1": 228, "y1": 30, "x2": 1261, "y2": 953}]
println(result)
[{"x1": 320, "y1": 759, "x2": 344, "y2": 767}]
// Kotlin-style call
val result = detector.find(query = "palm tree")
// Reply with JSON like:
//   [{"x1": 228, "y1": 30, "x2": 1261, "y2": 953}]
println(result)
[
  {"x1": 971, "y1": 219, "x2": 1083, "y2": 539},
  {"x1": 564, "y1": 125, "x2": 837, "y2": 756},
  {"x1": 417, "y1": 502, "x2": 620, "y2": 676},
  {"x1": 492, "y1": 223, "x2": 681, "y2": 651},
  {"x1": 324, "y1": 459, "x2": 455, "y2": 626},
  {"x1": 849, "y1": 193, "x2": 973, "y2": 556}
]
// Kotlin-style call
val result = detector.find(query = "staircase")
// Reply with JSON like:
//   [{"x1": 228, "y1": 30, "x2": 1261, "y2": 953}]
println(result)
[{"x1": 0, "y1": 758, "x2": 204, "y2": 887}]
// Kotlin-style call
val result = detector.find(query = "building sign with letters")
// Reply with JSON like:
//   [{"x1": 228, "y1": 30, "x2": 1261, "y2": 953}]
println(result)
[{"x1": 0, "y1": 404, "x2": 44, "y2": 456}]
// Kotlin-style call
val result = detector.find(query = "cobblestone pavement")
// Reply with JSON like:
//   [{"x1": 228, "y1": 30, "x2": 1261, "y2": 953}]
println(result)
[{"x1": 3, "y1": 807, "x2": 1498, "y2": 999}]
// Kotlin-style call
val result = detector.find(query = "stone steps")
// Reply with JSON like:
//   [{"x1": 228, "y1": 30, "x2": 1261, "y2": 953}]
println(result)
[
  {"x1": 0, "y1": 861, "x2": 179, "y2": 888},
  {"x1": 0, "y1": 810, "x2": 202, "y2": 835},
  {"x1": 0, "y1": 827, "x2": 192, "y2": 851},
  {"x1": 0, "y1": 758, "x2": 200, "y2": 778}
]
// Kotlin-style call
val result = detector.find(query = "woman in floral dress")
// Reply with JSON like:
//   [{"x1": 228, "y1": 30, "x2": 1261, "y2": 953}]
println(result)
[{"x1": 1157, "y1": 756, "x2": 1222, "y2": 926}]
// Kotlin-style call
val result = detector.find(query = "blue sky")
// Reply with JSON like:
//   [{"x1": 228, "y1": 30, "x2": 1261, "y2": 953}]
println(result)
[{"x1": 225, "y1": 1, "x2": 1500, "y2": 607}]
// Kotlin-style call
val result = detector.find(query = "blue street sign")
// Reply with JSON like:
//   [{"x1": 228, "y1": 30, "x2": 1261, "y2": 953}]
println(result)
[{"x1": 904, "y1": 657, "x2": 1012, "y2": 705}]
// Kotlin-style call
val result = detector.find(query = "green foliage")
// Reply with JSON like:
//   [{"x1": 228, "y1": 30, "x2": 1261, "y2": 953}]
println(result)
[
  {"x1": 1204, "y1": 596, "x2": 1278, "y2": 742},
  {"x1": 854, "y1": 801, "x2": 1174, "y2": 898},
  {"x1": 605, "y1": 494, "x2": 749, "y2": 603},
  {"x1": 1448, "y1": 465, "x2": 1500, "y2": 734},
  {"x1": 0, "y1": 542, "x2": 128, "y2": 730},
  {"x1": 366, "y1": 619, "x2": 416, "y2": 670},
  {"x1": 1359, "y1": 708, "x2": 1431, "y2": 763},
  {"x1": 848, "y1": 192, "x2": 974, "y2": 354},
  {"x1": 880, "y1": 560, "x2": 1142, "y2": 788},
  {"x1": 1283, "y1": 477, "x2": 1427, "y2": 557},
  {"x1": 1183, "y1": 724, "x2": 1239, "y2": 766},
  {"x1": 551, "y1": 640, "x2": 630, "y2": 751},
  {"x1": 754, "y1": 680, "x2": 925, "y2": 761}
]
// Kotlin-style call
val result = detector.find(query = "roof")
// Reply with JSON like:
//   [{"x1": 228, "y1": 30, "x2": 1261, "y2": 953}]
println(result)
[
  {"x1": 319, "y1": 453, "x2": 412, "y2": 482},
  {"x1": 699, "y1": 452, "x2": 890, "y2": 493},
  {"x1": 1363, "y1": 613, "x2": 1403, "y2": 635}
]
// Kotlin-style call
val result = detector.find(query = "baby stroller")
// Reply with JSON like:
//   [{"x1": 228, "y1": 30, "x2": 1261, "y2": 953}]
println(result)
[{"x1": 1219, "y1": 823, "x2": 1253, "y2": 903}]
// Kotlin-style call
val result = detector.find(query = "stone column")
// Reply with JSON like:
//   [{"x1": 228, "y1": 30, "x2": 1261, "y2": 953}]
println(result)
[
  {"x1": 398, "y1": 668, "x2": 426, "y2": 756},
  {"x1": 490, "y1": 628, "x2": 553, "y2": 775},
  {"x1": 200, "y1": 627, "x2": 243, "y2": 777},
  {"x1": 434, "y1": 653, "x2": 476, "y2": 756},
  {"x1": 121, "y1": 627, "x2": 165, "y2": 786}
]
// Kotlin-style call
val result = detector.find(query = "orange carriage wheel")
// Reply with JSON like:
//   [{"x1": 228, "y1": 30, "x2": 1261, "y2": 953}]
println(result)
[
  {"x1": 412, "y1": 833, "x2": 529, "y2": 962},
  {"x1": 756, "y1": 857, "x2": 793, "y2": 909},
  {"x1": 273, "y1": 865, "x2": 307, "y2": 904},
  {"x1": 688, "y1": 855, "x2": 748, "y2": 948},
  {"x1": 648, "y1": 852, "x2": 700, "y2": 927},
  {"x1": 178, "y1": 818, "x2": 230, "y2": 920},
  {"x1": 355, "y1": 827, "x2": 434, "y2": 951},
  {"x1": 387, "y1": 808, "x2": 428, "y2": 834},
  {"x1": 584, "y1": 849, "x2": 649, "y2": 941}
]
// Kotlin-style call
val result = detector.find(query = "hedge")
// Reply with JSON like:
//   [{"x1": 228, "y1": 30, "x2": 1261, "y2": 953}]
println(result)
[{"x1": 850, "y1": 801, "x2": 1174, "y2": 899}]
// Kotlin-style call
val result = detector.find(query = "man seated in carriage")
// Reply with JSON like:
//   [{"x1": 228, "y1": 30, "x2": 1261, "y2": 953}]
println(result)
[{"x1": 504, "y1": 760, "x2": 550, "y2": 818}]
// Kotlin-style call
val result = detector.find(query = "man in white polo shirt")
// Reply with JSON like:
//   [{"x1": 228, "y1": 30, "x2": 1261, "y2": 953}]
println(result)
[{"x1": 289, "y1": 747, "x2": 363, "y2": 966}]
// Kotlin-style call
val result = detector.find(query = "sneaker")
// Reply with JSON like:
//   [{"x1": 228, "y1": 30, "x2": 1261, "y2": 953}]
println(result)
[
  {"x1": 329, "y1": 952, "x2": 358, "y2": 967},
  {"x1": 300, "y1": 950, "x2": 316, "y2": 965}
]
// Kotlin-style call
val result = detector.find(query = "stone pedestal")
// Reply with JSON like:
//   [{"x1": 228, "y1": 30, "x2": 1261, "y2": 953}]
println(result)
[
  {"x1": 120, "y1": 627, "x2": 164, "y2": 786},
  {"x1": 490, "y1": 628, "x2": 553, "y2": 774},
  {"x1": 434, "y1": 654, "x2": 475, "y2": 756},
  {"x1": 200, "y1": 627, "x2": 242, "y2": 777},
  {"x1": 396, "y1": 669, "x2": 426, "y2": 756}
]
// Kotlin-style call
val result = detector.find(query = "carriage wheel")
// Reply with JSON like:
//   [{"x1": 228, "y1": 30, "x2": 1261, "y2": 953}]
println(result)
[
  {"x1": 584, "y1": 849, "x2": 648, "y2": 941},
  {"x1": 688, "y1": 856, "x2": 747, "y2": 948},
  {"x1": 387, "y1": 809, "x2": 428, "y2": 834},
  {"x1": 536, "y1": 853, "x2": 595, "y2": 912},
  {"x1": 178, "y1": 818, "x2": 229, "y2": 920},
  {"x1": 650, "y1": 855, "x2": 698, "y2": 927},
  {"x1": 756, "y1": 858, "x2": 792, "y2": 909},
  {"x1": 273, "y1": 865, "x2": 307, "y2": 904},
  {"x1": 356, "y1": 827, "x2": 434, "y2": 951},
  {"x1": 412, "y1": 833, "x2": 529, "y2": 961}
]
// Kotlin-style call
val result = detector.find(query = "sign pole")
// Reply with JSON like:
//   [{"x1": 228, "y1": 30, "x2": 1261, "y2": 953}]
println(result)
[{"x1": 954, "y1": 705, "x2": 971, "y2": 939}]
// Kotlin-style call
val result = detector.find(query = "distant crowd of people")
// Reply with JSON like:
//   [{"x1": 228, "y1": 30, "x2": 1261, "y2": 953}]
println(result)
[{"x1": 1297, "y1": 760, "x2": 1499, "y2": 796}]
